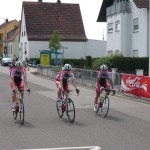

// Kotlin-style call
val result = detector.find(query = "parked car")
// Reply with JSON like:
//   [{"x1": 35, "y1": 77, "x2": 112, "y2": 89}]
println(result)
[{"x1": 1, "y1": 57, "x2": 13, "y2": 66}]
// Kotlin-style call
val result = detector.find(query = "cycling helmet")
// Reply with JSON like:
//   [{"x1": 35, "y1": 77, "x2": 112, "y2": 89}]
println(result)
[
  {"x1": 15, "y1": 61, "x2": 23, "y2": 67},
  {"x1": 100, "y1": 64, "x2": 108, "y2": 71},
  {"x1": 64, "y1": 64, "x2": 72, "y2": 71}
]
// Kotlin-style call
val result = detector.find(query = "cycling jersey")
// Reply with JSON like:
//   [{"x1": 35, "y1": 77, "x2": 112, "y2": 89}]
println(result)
[
  {"x1": 10, "y1": 68, "x2": 26, "y2": 87},
  {"x1": 56, "y1": 70, "x2": 74, "y2": 91},
  {"x1": 97, "y1": 71, "x2": 111, "y2": 88}
]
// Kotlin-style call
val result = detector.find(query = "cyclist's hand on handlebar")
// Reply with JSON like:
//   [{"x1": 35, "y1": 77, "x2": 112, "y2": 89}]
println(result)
[
  {"x1": 26, "y1": 88, "x2": 30, "y2": 94},
  {"x1": 76, "y1": 88, "x2": 80, "y2": 95}
]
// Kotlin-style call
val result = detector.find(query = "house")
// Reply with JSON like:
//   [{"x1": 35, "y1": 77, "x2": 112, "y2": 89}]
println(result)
[
  {"x1": 0, "y1": 19, "x2": 19, "y2": 57},
  {"x1": 97, "y1": 0, "x2": 149, "y2": 57},
  {"x1": 19, "y1": 0, "x2": 106, "y2": 62},
  {"x1": 6, "y1": 23, "x2": 20, "y2": 60}
]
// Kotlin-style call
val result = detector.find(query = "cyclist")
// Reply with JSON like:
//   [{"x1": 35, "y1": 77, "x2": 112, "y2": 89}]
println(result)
[
  {"x1": 94, "y1": 64, "x2": 114, "y2": 111},
  {"x1": 56, "y1": 64, "x2": 79, "y2": 105},
  {"x1": 10, "y1": 61, "x2": 30, "y2": 111}
]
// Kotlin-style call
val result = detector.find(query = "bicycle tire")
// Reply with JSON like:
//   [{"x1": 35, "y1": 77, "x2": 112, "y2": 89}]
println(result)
[
  {"x1": 56, "y1": 101, "x2": 64, "y2": 118},
  {"x1": 19, "y1": 100, "x2": 25, "y2": 125},
  {"x1": 13, "y1": 111, "x2": 18, "y2": 120},
  {"x1": 101, "y1": 96, "x2": 109, "y2": 118},
  {"x1": 66, "y1": 98, "x2": 75, "y2": 123}
]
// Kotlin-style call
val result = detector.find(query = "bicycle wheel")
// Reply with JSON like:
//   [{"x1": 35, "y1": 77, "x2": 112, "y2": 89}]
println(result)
[
  {"x1": 13, "y1": 105, "x2": 19, "y2": 120},
  {"x1": 101, "y1": 96, "x2": 109, "y2": 118},
  {"x1": 13, "y1": 110, "x2": 18, "y2": 120},
  {"x1": 19, "y1": 100, "x2": 25, "y2": 125},
  {"x1": 56, "y1": 101, "x2": 64, "y2": 118},
  {"x1": 66, "y1": 98, "x2": 75, "y2": 123}
]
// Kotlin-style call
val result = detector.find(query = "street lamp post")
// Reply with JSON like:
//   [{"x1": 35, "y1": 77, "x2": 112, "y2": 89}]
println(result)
[{"x1": 0, "y1": 17, "x2": 7, "y2": 57}]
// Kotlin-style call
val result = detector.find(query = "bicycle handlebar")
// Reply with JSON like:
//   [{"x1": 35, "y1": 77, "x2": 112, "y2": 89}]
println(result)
[
  {"x1": 15, "y1": 89, "x2": 30, "y2": 95},
  {"x1": 100, "y1": 87, "x2": 116, "y2": 96}
]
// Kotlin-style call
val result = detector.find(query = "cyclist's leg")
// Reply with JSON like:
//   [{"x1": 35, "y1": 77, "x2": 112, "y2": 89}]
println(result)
[
  {"x1": 105, "y1": 82, "x2": 110, "y2": 96},
  {"x1": 95, "y1": 83, "x2": 100, "y2": 104},
  {"x1": 10, "y1": 80, "x2": 17, "y2": 102},
  {"x1": 56, "y1": 81, "x2": 61, "y2": 98},
  {"x1": 10, "y1": 80, "x2": 17, "y2": 110},
  {"x1": 19, "y1": 81, "x2": 24, "y2": 99}
]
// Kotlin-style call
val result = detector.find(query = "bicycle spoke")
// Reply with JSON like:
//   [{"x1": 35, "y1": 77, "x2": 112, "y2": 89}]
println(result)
[
  {"x1": 19, "y1": 101, "x2": 25, "y2": 125},
  {"x1": 101, "y1": 97, "x2": 109, "y2": 118},
  {"x1": 67, "y1": 98, "x2": 75, "y2": 123},
  {"x1": 56, "y1": 101, "x2": 64, "y2": 118}
]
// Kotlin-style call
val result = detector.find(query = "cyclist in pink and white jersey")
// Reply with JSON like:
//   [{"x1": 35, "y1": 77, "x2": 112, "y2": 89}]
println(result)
[
  {"x1": 94, "y1": 64, "x2": 114, "y2": 111},
  {"x1": 56, "y1": 64, "x2": 79, "y2": 104},
  {"x1": 10, "y1": 61, "x2": 30, "y2": 111}
]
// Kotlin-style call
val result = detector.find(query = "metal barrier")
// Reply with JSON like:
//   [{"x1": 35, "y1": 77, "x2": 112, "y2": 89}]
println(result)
[{"x1": 36, "y1": 64, "x2": 122, "y2": 92}]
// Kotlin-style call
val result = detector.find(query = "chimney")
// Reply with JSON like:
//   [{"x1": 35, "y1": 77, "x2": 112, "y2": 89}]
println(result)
[
  {"x1": 57, "y1": 0, "x2": 61, "y2": 3},
  {"x1": 38, "y1": 0, "x2": 42, "y2": 2}
]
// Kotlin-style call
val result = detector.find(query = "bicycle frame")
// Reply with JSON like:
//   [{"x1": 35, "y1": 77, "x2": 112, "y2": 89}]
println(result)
[
  {"x1": 13, "y1": 89, "x2": 30, "y2": 125},
  {"x1": 56, "y1": 90, "x2": 76, "y2": 123},
  {"x1": 96, "y1": 87, "x2": 115, "y2": 118}
]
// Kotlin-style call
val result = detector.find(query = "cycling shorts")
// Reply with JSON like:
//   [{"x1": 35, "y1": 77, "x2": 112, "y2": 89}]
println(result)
[
  {"x1": 96, "y1": 82, "x2": 109, "y2": 93},
  {"x1": 10, "y1": 80, "x2": 24, "y2": 90},
  {"x1": 56, "y1": 80, "x2": 68, "y2": 92}
]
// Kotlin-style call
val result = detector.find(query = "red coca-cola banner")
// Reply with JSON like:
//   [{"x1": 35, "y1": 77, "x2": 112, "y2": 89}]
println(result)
[{"x1": 121, "y1": 74, "x2": 150, "y2": 98}]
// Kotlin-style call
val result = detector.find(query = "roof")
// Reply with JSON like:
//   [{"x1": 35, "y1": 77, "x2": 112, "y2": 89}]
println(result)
[
  {"x1": 0, "y1": 20, "x2": 16, "y2": 30},
  {"x1": 22, "y1": 2, "x2": 87, "y2": 41},
  {"x1": 133, "y1": 0, "x2": 149, "y2": 8},
  {"x1": 97, "y1": 0, "x2": 114, "y2": 22},
  {"x1": 6, "y1": 23, "x2": 20, "y2": 42},
  {"x1": 97, "y1": 0, "x2": 149, "y2": 22}
]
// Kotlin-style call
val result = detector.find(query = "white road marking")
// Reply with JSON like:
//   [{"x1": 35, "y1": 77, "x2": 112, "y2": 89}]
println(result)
[{"x1": 19, "y1": 146, "x2": 101, "y2": 150}]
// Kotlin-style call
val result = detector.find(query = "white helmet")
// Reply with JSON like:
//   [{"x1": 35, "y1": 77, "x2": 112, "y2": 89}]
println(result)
[
  {"x1": 64, "y1": 64, "x2": 72, "y2": 71},
  {"x1": 15, "y1": 61, "x2": 23, "y2": 67},
  {"x1": 100, "y1": 64, "x2": 108, "y2": 71}
]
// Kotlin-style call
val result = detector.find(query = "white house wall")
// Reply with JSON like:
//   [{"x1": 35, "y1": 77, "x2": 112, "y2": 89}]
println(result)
[
  {"x1": 106, "y1": 0, "x2": 149, "y2": 57},
  {"x1": 131, "y1": 1, "x2": 148, "y2": 57},
  {"x1": 85, "y1": 39, "x2": 106, "y2": 58}
]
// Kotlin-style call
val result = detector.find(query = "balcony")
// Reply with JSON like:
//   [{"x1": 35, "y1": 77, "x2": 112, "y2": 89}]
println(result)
[{"x1": 106, "y1": 1, "x2": 131, "y2": 17}]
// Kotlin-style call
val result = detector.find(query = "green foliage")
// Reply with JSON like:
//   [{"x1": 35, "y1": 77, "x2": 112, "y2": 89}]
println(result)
[
  {"x1": 49, "y1": 30, "x2": 62, "y2": 51},
  {"x1": 92, "y1": 54, "x2": 148, "y2": 75},
  {"x1": 64, "y1": 58, "x2": 86, "y2": 68},
  {"x1": 92, "y1": 53, "x2": 123, "y2": 70},
  {"x1": 86, "y1": 56, "x2": 92, "y2": 67}
]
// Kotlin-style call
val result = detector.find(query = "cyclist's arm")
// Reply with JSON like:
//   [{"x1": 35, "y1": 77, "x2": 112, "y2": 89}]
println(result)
[
  {"x1": 108, "y1": 78, "x2": 114, "y2": 89},
  {"x1": 23, "y1": 75, "x2": 29, "y2": 89},
  {"x1": 71, "y1": 78, "x2": 78, "y2": 89},
  {"x1": 96, "y1": 77, "x2": 100, "y2": 87}
]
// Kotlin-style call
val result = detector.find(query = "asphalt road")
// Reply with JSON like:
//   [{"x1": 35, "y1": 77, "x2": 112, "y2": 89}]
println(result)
[{"x1": 0, "y1": 66, "x2": 150, "y2": 150}]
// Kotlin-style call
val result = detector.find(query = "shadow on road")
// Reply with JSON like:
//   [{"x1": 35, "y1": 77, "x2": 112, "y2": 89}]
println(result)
[
  {"x1": 61, "y1": 118, "x2": 87, "y2": 127},
  {"x1": 14, "y1": 120, "x2": 36, "y2": 129}
]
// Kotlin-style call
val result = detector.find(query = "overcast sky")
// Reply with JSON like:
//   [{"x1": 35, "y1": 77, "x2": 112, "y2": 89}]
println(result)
[{"x1": 0, "y1": 0, "x2": 107, "y2": 40}]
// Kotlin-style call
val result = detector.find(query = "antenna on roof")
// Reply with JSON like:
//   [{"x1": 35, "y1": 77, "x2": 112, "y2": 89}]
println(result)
[{"x1": 57, "y1": 0, "x2": 61, "y2": 3}]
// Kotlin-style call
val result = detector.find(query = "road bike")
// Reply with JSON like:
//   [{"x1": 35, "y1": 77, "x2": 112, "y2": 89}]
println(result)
[
  {"x1": 56, "y1": 90, "x2": 76, "y2": 123},
  {"x1": 12, "y1": 89, "x2": 30, "y2": 125},
  {"x1": 95, "y1": 87, "x2": 115, "y2": 118}
]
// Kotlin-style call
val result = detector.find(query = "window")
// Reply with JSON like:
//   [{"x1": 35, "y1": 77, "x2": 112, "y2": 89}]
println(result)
[
  {"x1": 133, "y1": 50, "x2": 138, "y2": 57},
  {"x1": 24, "y1": 26, "x2": 26, "y2": 36},
  {"x1": 133, "y1": 18, "x2": 139, "y2": 32},
  {"x1": 108, "y1": 23, "x2": 113, "y2": 33},
  {"x1": 24, "y1": 42, "x2": 27, "y2": 55},
  {"x1": 22, "y1": 27, "x2": 23, "y2": 36},
  {"x1": 108, "y1": 50, "x2": 113, "y2": 55},
  {"x1": 115, "y1": 50, "x2": 120, "y2": 54},
  {"x1": 115, "y1": 21, "x2": 120, "y2": 31}
]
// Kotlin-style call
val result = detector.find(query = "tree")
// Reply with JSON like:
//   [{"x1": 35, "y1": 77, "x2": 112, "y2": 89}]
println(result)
[{"x1": 49, "y1": 30, "x2": 62, "y2": 51}]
